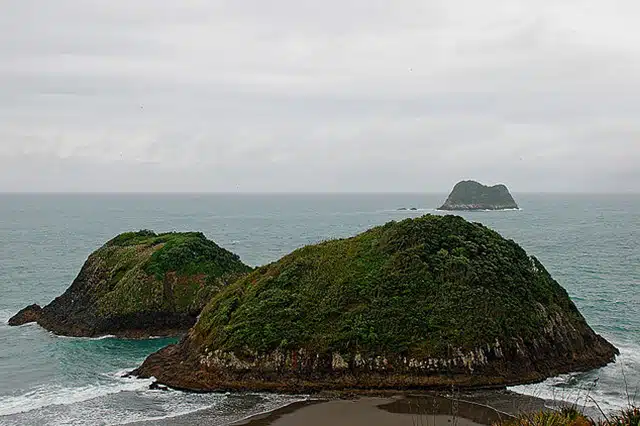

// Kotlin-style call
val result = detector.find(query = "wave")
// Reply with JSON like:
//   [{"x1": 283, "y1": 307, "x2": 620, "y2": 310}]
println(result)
[
  {"x1": 113, "y1": 393, "x2": 306, "y2": 426},
  {"x1": 0, "y1": 370, "x2": 153, "y2": 417},
  {"x1": 0, "y1": 309, "x2": 16, "y2": 325},
  {"x1": 509, "y1": 340, "x2": 640, "y2": 412},
  {"x1": 52, "y1": 333, "x2": 117, "y2": 340}
]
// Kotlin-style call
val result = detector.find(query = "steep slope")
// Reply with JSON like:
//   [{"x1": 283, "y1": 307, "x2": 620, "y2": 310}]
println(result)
[{"x1": 9, "y1": 230, "x2": 251, "y2": 338}]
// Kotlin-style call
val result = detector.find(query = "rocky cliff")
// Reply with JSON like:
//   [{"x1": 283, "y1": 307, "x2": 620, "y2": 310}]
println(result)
[
  {"x1": 133, "y1": 216, "x2": 617, "y2": 391},
  {"x1": 8, "y1": 230, "x2": 251, "y2": 338},
  {"x1": 439, "y1": 181, "x2": 519, "y2": 211}
]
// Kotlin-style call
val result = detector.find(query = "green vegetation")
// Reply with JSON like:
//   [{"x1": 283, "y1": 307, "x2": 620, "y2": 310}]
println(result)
[
  {"x1": 91, "y1": 230, "x2": 251, "y2": 317},
  {"x1": 439, "y1": 180, "x2": 518, "y2": 210},
  {"x1": 193, "y1": 215, "x2": 583, "y2": 358},
  {"x1": 496, "y1": 406, "x2": 639, "y2": 426}
]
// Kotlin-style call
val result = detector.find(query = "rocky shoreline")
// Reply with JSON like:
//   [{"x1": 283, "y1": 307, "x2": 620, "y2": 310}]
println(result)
[{"x1": 132, "y1": 330, "x2": 617, "y2": 393}]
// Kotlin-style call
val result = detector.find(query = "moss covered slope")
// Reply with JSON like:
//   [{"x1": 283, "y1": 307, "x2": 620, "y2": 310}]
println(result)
[
  {"x1": 134, "y1": 215, "x2": 617, "y2": 391},
  {"x1": 9, "y1": 230, "x2": 251, "y2": 337}
]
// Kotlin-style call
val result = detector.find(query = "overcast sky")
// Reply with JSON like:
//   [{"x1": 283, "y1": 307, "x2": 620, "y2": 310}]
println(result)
[{"x1": 1, "y1": 1, "x2": 639, "y2": 192}]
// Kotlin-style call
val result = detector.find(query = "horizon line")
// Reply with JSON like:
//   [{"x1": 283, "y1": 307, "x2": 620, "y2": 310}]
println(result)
[{"x1": 0, "y1": 191, "x2": 638, "y2": 195}]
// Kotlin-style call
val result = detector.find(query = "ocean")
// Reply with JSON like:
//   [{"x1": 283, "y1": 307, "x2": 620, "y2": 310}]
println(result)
[{"x1": 0, "y1": 193, "x2": 638, "y2": 425}]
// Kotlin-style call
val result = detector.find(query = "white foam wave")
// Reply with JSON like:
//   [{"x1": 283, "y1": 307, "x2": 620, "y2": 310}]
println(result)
[
  {"x1": 509, "y1": 340, "x2": 640, "y2": 412},
  {"x1": 117, "y1": 393, "x2": 307, "y2": 426},
  {"x1": 0, "y1": 309, "x2": 16, "y2": 325},
  {"x1": 111, "y1": 394, "x2": 228, "y2": 425},
  {"x1": 52, "y1": 333, "x2": 117, "y2": 340},
  {"x1": 0, "y1": 371, "x2": 153, "y2": 416}
]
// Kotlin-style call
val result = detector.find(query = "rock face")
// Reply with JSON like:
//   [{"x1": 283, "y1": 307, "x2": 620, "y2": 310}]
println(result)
[
  {"x1": 133, "y1": 215, "x2": 617, "y2": 392},
  {"x1": 8, "y1": 304, "x2": 42, "y2": 326},
  {"x1": 8, "y1": 230, "x2": 251, "y2": 338},
  {"x1": 439, "y1": 181, "x2": 519, "y2": 211}
]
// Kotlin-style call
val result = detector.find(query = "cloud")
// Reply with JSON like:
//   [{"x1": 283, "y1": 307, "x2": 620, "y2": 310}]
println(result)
[{"x1": 0, "y1": 0, "x2": 639, "y2": 192}]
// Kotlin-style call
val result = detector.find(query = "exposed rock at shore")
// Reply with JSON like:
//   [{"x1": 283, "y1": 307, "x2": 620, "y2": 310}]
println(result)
[
  {"x1": 133, "y1": 215, "x2": 617, "y2": 391},
  {"x1": 8, "y1": 304, "x2": 42, "y2": 326},
  {"x1": 439, "y1": 181, "x2": 519, "y2": 211},
  {"x1": 8, "y1": 230, "x2": 251, "y2": 338}
]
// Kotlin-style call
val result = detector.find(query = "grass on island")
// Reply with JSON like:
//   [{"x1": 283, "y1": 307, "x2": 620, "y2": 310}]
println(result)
[
  {"x1": 194, "y1": 214, "x2": 586, "y2": 358},
  {"x1": 93, "y1": 230, "x2": 251, "y2": 316}
]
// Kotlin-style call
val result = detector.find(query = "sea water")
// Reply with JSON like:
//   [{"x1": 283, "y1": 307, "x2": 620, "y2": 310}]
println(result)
[{"x1": 0, "y1": 193, "x2": 637, "y2": 425}]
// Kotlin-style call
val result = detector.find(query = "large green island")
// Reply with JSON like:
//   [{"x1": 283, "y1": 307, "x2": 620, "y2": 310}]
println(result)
[
  {"x1": 8, "y1": 230, "x2": 251, "y2": 338},
  {"x1": 133, "y1": 215, "x2": 617, "y2": 391},
  {"x1": 439, "y1": 180, "x2": 519, "y2": 211}
]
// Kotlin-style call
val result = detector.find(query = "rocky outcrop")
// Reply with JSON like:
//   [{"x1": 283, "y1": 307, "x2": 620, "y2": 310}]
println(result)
[
  {"x1": 8, "y1": 304, "x2": 42, "y2": 326},
  {"x1": 9, "y1": 230, "x2": 251, "y2": 338},
  {"x1": 133, "y1": 215, "x2": 617, "y2": 391},
  {"x1": 439, "y1": 181, "x2": 519, "y2": 211}
]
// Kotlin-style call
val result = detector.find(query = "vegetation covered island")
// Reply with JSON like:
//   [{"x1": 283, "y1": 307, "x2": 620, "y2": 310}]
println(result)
[
  {"x1": 9, "y1": 230, "x2": 251, "y2": 338},
  {"x1": 133, "y1": 215, "x2": 617, "y2": 391},
  {"x1": 439, "y1": 180, "x2": 519, "y2": 211}
]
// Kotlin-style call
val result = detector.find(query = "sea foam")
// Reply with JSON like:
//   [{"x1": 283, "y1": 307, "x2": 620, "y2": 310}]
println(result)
[
  {"x1": 0, "y1": 371, "x2": 153, "y2": 417},
  {"x1": 509, "y1": 339, "x2": 640, "y2": 412}
]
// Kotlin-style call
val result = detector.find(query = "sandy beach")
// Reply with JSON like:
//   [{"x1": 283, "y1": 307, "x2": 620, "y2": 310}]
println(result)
[
  {"x1": 130, "y1": 390, "x2": 549, "y2": 426},
  {"x1": 234, "y1": 397, "x2": 488, "y2": 426},
  {"x1": 233, "y1": 392, "x2": 548, "y2": 426}
]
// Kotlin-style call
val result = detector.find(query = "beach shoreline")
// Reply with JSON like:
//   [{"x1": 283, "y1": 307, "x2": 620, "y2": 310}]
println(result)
[{"x1": 129, "y1": 389, "x2": 553, "y2": 426}]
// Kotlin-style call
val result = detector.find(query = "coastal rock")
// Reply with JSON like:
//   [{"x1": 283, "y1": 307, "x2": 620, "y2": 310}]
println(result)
[
  {"x1": 9, "y1": 230, "x2": 251, "y2": 338},
  {"x1": 8, "y1": 304, "x2": 42, "y2": 326},
  {"x1": 133, "y1": 215, "x2": 617, "y2": 391},
  {"x1": 438, "y1": 180, "x2": 519, "y2": 211}
]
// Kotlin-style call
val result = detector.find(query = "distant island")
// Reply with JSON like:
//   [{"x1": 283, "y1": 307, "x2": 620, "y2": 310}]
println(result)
[
  {"x1": 8, "y1": 230, "x2": 250, "y2": 338},
  {"x1": 133, "y1": 215, "x2": 617, "y2": 392},
  {"x1": 438, "y1": 180, "x2": 519, "y2": 211}
]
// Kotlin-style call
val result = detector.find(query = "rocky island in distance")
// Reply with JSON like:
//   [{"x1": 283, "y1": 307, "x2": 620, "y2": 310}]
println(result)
[
  {"x1": 133, "y1": 215, "x2": 617, "y2": 392},
  {"x1": 439, "y1": 180, "x2": 519, "y2": 211},
  {"x1": 8, "y1": 230, "x2": 251, "y2": 338}
]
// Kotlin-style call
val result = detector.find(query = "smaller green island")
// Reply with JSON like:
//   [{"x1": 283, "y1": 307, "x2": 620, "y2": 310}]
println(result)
[
  {"x1": 8, "y1": 230, "x2": 251, "y2": 338},
  {"x1": 439, "y1": 180, "x2": 519, "y2": 211}
]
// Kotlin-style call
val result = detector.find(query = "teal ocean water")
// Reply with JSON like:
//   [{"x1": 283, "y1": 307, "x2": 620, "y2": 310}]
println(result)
[{"x1": 0, "y1": 194, "x2": 638, "y2": 425}]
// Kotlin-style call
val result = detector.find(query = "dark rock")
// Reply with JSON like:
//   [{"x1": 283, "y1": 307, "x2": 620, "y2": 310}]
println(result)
[
  {"x1": 8, "y1": 304, "x2": 42, "y2": 326},
  {"x1": 149, "y1": 381, "x2": 169, "y2": 391},
  {"x1": 397, "y1": 208, "x2": 408, "y2": 211},
  {"x1": 409, "y1": 207, "x2": 418, "y2": 211},
  {"x1": 439, "y1": 180, "x2": 519, "y2": 211}
]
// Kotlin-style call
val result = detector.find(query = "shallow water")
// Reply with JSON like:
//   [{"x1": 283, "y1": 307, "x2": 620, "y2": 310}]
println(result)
[{"x1": 0, "y1": 193, "x2": 637, "y2": 424}]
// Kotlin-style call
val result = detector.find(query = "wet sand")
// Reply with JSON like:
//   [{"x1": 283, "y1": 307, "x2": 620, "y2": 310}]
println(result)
[
  {"x1": 131, "y1": 390, "x2": 548, "y2": 426},
  {"x1": 233, "y1": 397, "x2": 484, "y2": 426},
  {"x1": 233, "y1": 390, "x2": 547, "y2": 426}
]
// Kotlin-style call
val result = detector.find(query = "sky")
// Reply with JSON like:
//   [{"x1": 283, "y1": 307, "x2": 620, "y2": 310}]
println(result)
[{"x1": 1, "y1": 0, "x2": 639, "y2": 193}]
